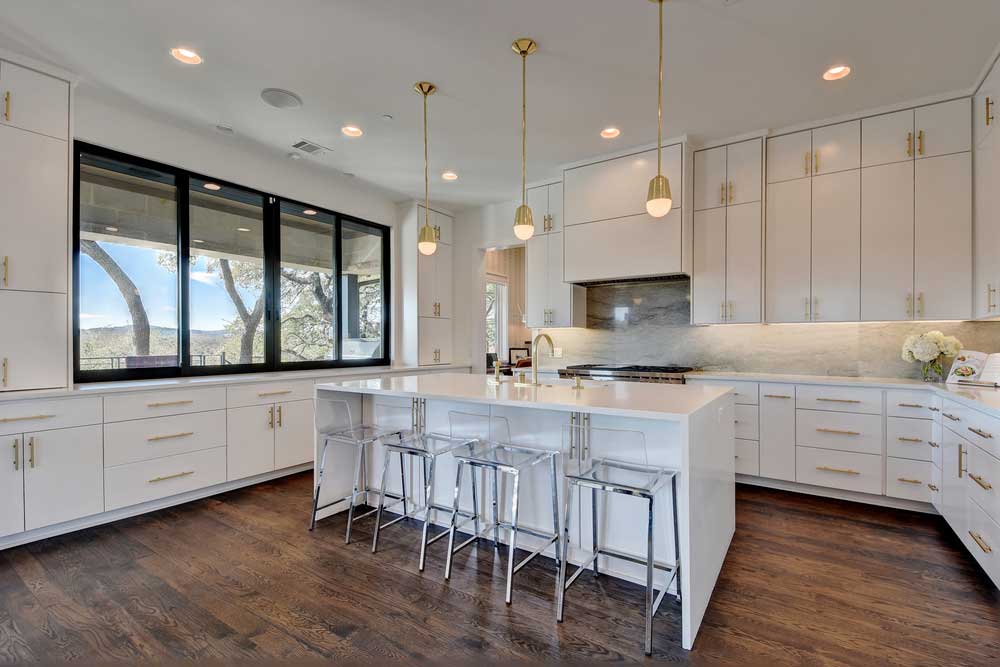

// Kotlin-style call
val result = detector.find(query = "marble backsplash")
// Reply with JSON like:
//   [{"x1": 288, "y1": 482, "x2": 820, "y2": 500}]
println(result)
[{"x1": 538, "y1": 279, "x2": 1000, "y2": 379}]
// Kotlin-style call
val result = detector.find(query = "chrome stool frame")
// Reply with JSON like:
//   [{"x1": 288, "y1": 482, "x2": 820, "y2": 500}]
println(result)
[
  {"x1": 444, "y1": 440, "x2": 561, "y2": 605},
  {"x1": 556, "y1": 456, "x2": 680, "y2": 656},
  {"x1": 371, "y1": 433, "x2": 481, "y2": 571}
]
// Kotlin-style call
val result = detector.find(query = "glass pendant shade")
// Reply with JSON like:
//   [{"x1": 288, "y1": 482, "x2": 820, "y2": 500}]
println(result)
[
  {"x1": 513, "y1": 204, "x2": 535, "y2": 240},
  {"x1": 646, "y1": 174, "x2": 673, "y2": 218},
  {"x1": 418, "y1": 221, "x2": 437, "y2": 255}
]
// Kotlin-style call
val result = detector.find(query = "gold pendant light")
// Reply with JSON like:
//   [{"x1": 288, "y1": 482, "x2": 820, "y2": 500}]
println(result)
[
  {"x1": 646, "y1": 0, "x2": 673, "y2": 218},
  {"x1": 415, "y1": 81, "x2": 438, "y2": 256},
  {"x1": 512, "y1": 38, "x2": 537, "y2": 241}
]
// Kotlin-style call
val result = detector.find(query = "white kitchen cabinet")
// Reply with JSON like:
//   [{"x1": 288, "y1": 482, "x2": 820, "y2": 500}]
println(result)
[
  {"x1": 973, "y1": 123, "x2": 1000, "y2": 319},
  {"x1": 417, "y1": 205, "x2": 452, "y2": 245},
  {"x1": 975, "y1": 65, "x2": 1000, "y2": 148},
  {"x1": 0, "y1": 123, "x2": 68, "y2": 294},
  {"x1": 941, "y1": 427, "x2": 969, "y2": 538},
  {"x1": 400, "y1": 202, "x2": 454, "y2": 367},
  {"x1": 765, "y1": 178, "x2": 812, "y2": 322},
  {"x1": 759, "y1": 385, "x2": 795, "y2": 482},
  {"x1": 418, "y1": 316, "x2": 453, "y2": 366},
  {"x1": 861, "y1": 161, "x2": 915, "y2": 321},
  {"x1": 274, "y1": 399, "x2": 316, "y2": 469},
  {"x1": 525, "y1": 231, "x2": 585, "y2": 329},
  {"x1": 727, "y1": 139, "x2": 762, "y2": 206},
  {"x1": 23, "y1": 425, "x2": 103, "y2": 531},
  {"x1": 725, "y1": 202, "x2": 762, "y2": 323},
  {"x1": 0, "y1": 60, "x2": 69, "y2": 141},
  {"x1": 0, "y1": 290, "x2": 67, "y2": 391},
  {"x1": 417, "y1": 242, "x2": 452, "y2": 319},
  {"x1": 862, "y1": 109, "x2": 914, "y2": 167},
  {"x1": 0, "y1": 435, "x2": 24, "y2": 538},
  {"x1": 914, "y1": 152, "x2": 972, "y2": 320},
  {"x1": 563, "y1": 210, "x2": 682, "y2": 283},
  {"x1": 691, "y1": 208, "x2": 727, "y2": 324},
  {"x1": 915, "y1": 98, "x2": 971, "y2": 159},
  {"x1": 812, "y1": 120, "x2": 860, "y2": 175},
  {"x1": 767, "y1": 130, "x2": 812, "y2": 183},
  {"x1": 227, "y1": 404, "x2": 275, "y2": 480},
  {"x1": 694, "y1": 146, "x2": 727, "y2": 211},
  {"x1": 526, "y1": 182, "x2": 563, "y2": 235},
  {"x1": 811, "y1": 170, "x2": 860, "y2": 321},
  {"x1": 525, "y1": 233, "x2": 548, "y2": 327}
]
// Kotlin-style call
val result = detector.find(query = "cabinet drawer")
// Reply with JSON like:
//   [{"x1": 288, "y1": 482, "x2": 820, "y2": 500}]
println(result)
[
  {"x1": 886, "y1": 458, "x2": 932, "y2": 502},
  {"x1": 961, "y1": 405, "x2": 1000, "y2": 460},
  {"x1": 966, "y1": 498, "x2": 1000, "y2": 586},
  {"x1": 734, "y1": 404, "x2": 759, "y2": 440},
  {"x1": 104, "y1": 410, "x2": 227, "y2": 468},
  {"x1": 104, "y1": 446, "x2": 227, "y2": 511},
  {"x1": 886, "y1": 417, "x2": 933, "y2": 461},
  {"x1": 227, "y1": 380, "x2": 314, "y2": 408},
  {"x1": 795, "y1": 446, "x2": 882, "y2": 495},
  {"x1": 0, "y1": 397, "x2": 102, "y2": 436},
  {"x1": 796, "y1": 385, "x2": 882, "y2": 414},
  {"x1": 795, "y1": 410, "x2": 882, "y2": 455},
  {"x1": 930, "y1": 464, "x2": 943, "y2": 511},
  {"x1": 967, "y1": 443, "x2": 1000, "y2": 525},
  {"x1": 734, "y1": 439, "x2": 759, "y2": 476},
  {"x1": 104, "y1": 387, "x2": 226, "y2": 423},
  {"x1": 940, "y1": 398, "x2": 965, "y2": 432},
  {"x1": 690, "y1": 379, "x2": 759, "y2": 404},
  {"x1": 886, "y1": 390, "x2": 935, "y2": 419}
]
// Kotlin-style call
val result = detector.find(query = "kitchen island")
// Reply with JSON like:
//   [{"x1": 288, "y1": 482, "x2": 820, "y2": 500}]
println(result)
[{"x1": 314, "y1": 373, "x2": 735, "y2": 650}]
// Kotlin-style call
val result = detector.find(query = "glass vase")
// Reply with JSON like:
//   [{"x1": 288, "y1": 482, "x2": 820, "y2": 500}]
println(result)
[{"x1": 922, "y1": 358, "x2": 945, "y2": 383}]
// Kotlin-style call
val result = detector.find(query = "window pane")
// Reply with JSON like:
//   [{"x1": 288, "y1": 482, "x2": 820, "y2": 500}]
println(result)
[
  {"x1": 340, "y1": 220, "x2": 384, "y2": 360},
  {"x1": 189, "y1": 179, "x2": 266, "y2": 367},
  {"x1": 78, "y1": 153, "x2": 178, "y2": 371},
  {"x1": 279, "y1": 202, "x2": 337, "y2": 362}
]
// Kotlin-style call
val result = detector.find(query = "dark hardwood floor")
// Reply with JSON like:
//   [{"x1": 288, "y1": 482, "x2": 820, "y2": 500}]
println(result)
[{"x1": 1, "y1": 473, "x2": 998, "y2": 664}]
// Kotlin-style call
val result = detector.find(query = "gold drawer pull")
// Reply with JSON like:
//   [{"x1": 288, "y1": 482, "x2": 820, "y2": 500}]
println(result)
[
  {"x1": 897, "y1": 437, "x2": 923, "y2": 443},
  {"x1": 147, "y1": 431, "x2": 194, "y2": 442},
  {"x1": 898, "y1": 403, "x2": 925, "y2": 409},
  {"x1": 927, "y1": 483, "x2": 939, "y2": 491},
  {"x1": 928, "y1": 407, "x2": 940, "y2": 412},
  {"x1": 0, "y1": 414, "x2": 55, "y2": 424},
  {"x1": 763, "y1": 394, "x2": 792, "y2": 399},
  {"x1": 817, "y1": 398, "x2": 862, "y2": 404},
  {"x1": 928, "y1": 441, "x2": 939, "y2": 448},
  {"x1": 969, "y1": 427, "x2": 994, "y2": 440},
  {"x1": 971, "y1": 474, "x2": 993, "y2": 491},
  {"x1": 969, "y1": 530, "x2": 993, "y2": 554},
  {"x1": 943, "y1": 413, "x2": 960, "y2": 422},
  {"x1": 147, "y1": 400, "x2": 194, "y2": 408},
  {"x1": 897, "y1": 477, "x2": 922, "y2": 485},
  {"x1": 258, "y1": 390, "x2": 293, "y2": 397},
  {"x1": 149, "y1": 470, "x2": 195, "y2": 483},
  {"x1": 12, "y1": 439, "x2": 19, "y2": 471},
  {"x1": 817, "y1": 428, "x2": 861, "y2": 436},
  {"x1": 816, "y1": 465, "x2": 860, "y2": 475}
]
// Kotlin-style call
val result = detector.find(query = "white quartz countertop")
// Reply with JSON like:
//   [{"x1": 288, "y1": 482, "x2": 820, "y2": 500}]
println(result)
[{"x1": 318, "y1": 372, "x2": 732, "y2": 420}]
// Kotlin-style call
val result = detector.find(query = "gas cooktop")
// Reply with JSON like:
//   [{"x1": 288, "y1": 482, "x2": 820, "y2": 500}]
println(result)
[{"x1": 558, "y1": 364, "x2": 695, "y2": 383}]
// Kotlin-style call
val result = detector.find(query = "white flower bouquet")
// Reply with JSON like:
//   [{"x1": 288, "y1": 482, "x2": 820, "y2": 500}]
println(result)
[{"x1": 902, "y1": 331, "x2": 962, "y2": 382}]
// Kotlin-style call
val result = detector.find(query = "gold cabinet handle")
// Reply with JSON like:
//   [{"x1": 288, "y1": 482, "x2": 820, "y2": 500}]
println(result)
[
  {"x1": 814, "y1": 149, "x2": 819, "y2": 173},
  {"x1": 959, "y1": 444, "x2": 965, "y2": 478},
  {"x1": 816, "y1": 398, "x2": 862, "y2": 404},
  {"x1": 897, "y1": 477, "x2": 922, "y2": 485},
  {"x1": 720, "y1": 302, "x2": 726, "y2": 321},
  {"x1": 257, "y1": 390, "x2": 292, "y2": 397},
  {"x1": 28, "y1": 436, "x2": 35, "y2": 469},
  {"x1": 2, "y1": 357, "x2": 7, "y2": 387},
  {"x1": 2, "y1": 255, "x2": 7, "y2": 287},
  {"x1": 0, "y1": 414, "x2": 55, "y2": 424},
  {"x1": 929, "y1": 406, "x2": 940, "y2": 412},
  {"x1": 927, "y1": 483, "x2": 939, "y2": 491},
  {"x1": 817, "y1": 428, "x2": 861, "y2": 436},
  {"x1": 898, "y1": 403, "x2": 925, "y2": 409},
  {"x1": 987, "y1": 96, "x2": 995, "y2": 127},
  {"x1": 969, "y1": 530, "x2": 993, "y2": 554},
  {"x1": 3, "y1": 91, "x2": 9, "y2": 122},
  {"x1": 897, "y1": 437, "x2": 923, "y2": 443},
  {"x1": 969, "y1": 427, "x2": 994, "y2": 440},
  {"x1": 147, "y1": 431, "x2": 194, "y2": 442},
  {"x1": 277, "y1": 405, "x2": 283, "y2": 428},
  {"x1": 728, "y1": 180, "x2": 734, "y2": 204},
  {"x1": 928, "y1": 441, "x2": 940, "y2": 448},
  {"x1": 149, "y1": 470, "x2": 195, "y2": 484},
  {"x1": 906, "y1": 131, "x2": 913, "y2": 157},
  {"x1": 989, "y1": 284, "x2": 997, "y2": 312},
  {"x1": 720, "y1": 182, "x2": 726, "y2": 205},
  {"x1": 917, "y1": 292, "x2": 924, "y2": 318},
  {"x1": 917, "y1": 129, "x2": 925, "y2": 155},
  {"x1": 268, "y1": 406, "x2": 275, "y2": 429},
  {"x1": 763, "y1": 394, "x2": 792, "y2": 399},
  {"x1": 12, "y1": 439, "x2": 18, "y2": 471},
  {"x1": 816, "y1": 465, "x2": 860, "y2": 475},
  {"x1": 970, "y1": 473, "x2": 993, "y2": 491},
  {"x1": 906, "y1": 292, "x2": 913, "y2": 318},
  {"x1": 804, "y1": 296, "x2": 811, "y2": 320},
  {"x1": 943, "y1": 412, "x2": 960, "y2": 422},
  {"x1": 147, "y1": 399, "x2": 194, "y2": 408},
  {"x1": 805, "y1": 151, "x2": 811, "y2": 175},
  {"x1": 728, "y1": 301, "x2": 734, "y2": 320}
]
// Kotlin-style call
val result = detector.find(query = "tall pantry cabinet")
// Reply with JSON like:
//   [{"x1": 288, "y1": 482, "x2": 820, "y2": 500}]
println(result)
[
  {"x1": 399, "y1": 203, "x2": 455, "y2": 366},
  {"x1": 974, "y1": 58, "x2": 1000, "y2": 320},
  {"x1": 0, "y1": 58, "x2": 71, "y2": 392}
]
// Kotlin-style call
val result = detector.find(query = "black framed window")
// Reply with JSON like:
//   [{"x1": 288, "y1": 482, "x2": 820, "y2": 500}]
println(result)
[{"x1": 73, "y1": 142, "x2": 391, "y2": 382}]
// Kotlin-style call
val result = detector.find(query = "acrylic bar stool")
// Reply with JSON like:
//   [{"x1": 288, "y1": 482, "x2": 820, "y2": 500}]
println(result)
[
  {"x1": 443, "y1": 411, "x2": 561, "y2": 605},
  {"x1": 309, "y1": 399, "x2": 409, "y2": 542},
  {"x1": 371, "y1": 432, "x2": 480, "y2": 571},
  {"x1": 555, "y1": 423, "x2": 680, "y2": 656}
]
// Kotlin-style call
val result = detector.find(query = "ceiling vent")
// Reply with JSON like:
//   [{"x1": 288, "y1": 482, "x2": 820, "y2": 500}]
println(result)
[{"x1": 291, "y1": 138, "x2": 332, "y2": 157}]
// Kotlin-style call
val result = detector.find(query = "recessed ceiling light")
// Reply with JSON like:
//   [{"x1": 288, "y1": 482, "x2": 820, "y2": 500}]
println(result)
[
  {"x1": 170, "y1": 47, "x2": 202, "y2": 65},
  {"x1": 236, "y1": 227, "x2": 250, "y2": 233},
  {"x1": 203, "y1": 182, "x2": 221, "y2": 191},
  {"x1": 303, "y1": 209, "x2": 318, "y2": 216},
  {"x1": 823, "y1": 65, "x2": 851, "y2": 81},
  {"x1": 441, "y1": 171, "x2": 459, "y2": 181},
  {"x1": 260, "y1": 88, "x2": 303, "y2": 109},
  {"x1": 105, "y1": 226, "x2": 119, "y2": 232},
  {"x1": 600, "y1": 127, "x2": 621, "y2": 139},
  {"x1": 341, "y1": 125, "x2": 363, "y2": 137}
]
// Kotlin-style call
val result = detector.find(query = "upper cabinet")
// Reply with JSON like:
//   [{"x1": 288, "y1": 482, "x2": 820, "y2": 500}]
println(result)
[
  {"x1": 524, "y1": 182, "x2": 584, "y2": 328},
  {"x1": 975, "y1": 61, "x2": 1000, "y2": 320},
  {"x1": 0, "y1": 61, "x2": 69, "y2": 141},
  {"x1": 526, "y1": 182, "x2": 563, "y2": 235},
  {"x1": 767, "y1": 121, "x2": 859, "y2": 184},
  {"x1": 399, "y1": 203, "x2": 455, "y2": 367},
  {"x1": 693, "y1": 138, "x2": 761, "y2": 212}
]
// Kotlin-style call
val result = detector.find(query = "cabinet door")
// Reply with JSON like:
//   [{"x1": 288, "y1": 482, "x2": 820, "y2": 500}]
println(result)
[
  {"x1": 23, "y1": 425, "x2": 103, "y2": 531},
  {"x1": 915, "y1": 152, "x2": 972, "y2": 320},
  {"x1": 811, "y1": 170, "x2": 861, "y2": 321},
  {"x1": 813, "y1": 120, "x2": 860, "y2": 175},
  {"x1": 862, "y1": 109, "x2": 913, "y2": 168},
  {"x1": 0, "y1": 61, "x2": 69, "y2": 141},
  {"x1": 694, "y1": 146, "x2": 727, "y2": 211},
  {"x1": 975, "y1": 65, "x2": 1000, "y2": 148},
  {"x1": 764, "y1": 179, "x2": 812, "y2": 322},
  {"x1": 767, "y1": 130, "x2": 812, "y2": 183},
  {"x1": 0, "y1": 291, "x2": 67, "y2": 391},
  {"x1": 275, "y1": 399, "x2": 315, "y2": 469},
  {"x1": 861, "y1": 162, "x2": 914, "y2": 321},
  {"x1": 432, "y1": 209, "x2": 453, "y2": 245},
  {"x1": 547, "y1": 183, "x2": 563, "y2": 234},
  {"x1": 418, "y1": 317, "x2": 452, "y2": 366},
  {"x1": 524, "y1": 234, "x2": 548, "y2": 328},
  {"x1": 546, "y1": 233, "x2": 575, "y2": 327},
  {"x1": 227, "y1": 404, "x2": 275, "y2": 480},
  {"x1": 725, "y1": 202, "x2": 762, "y2": 323},
  {"x1": 417, "y1": 250, "x2": 436, "y2": 317},
  {"x1": 563, "y1": 210, "x2": 682, "y2": 283},
  {"x1": 759, "y1": 385, "x2": 795, "y2": 481},
  {"x1": 0, "y1": 123, "x2": 68, "y2": 293},
  {"x1": 527, "y1": 185, "x2": 549, "y2": 235},
  {"x1": 915, "y1": 98, "x2": 971, "y2": 159},
  {"x1": 974, "y1": 129, "x2": 1000, "y2": 318},
  {"x1": 435, "y1": 243, "x2": 453, "y2": 319},
  {"x1": 941, "y1": 429, "x2": 968, "y2": 537},
  {"x1": 727, "y1": 138, "x2": 762, "y2": 205},
  {"x1": 0, "y1": 435, "x2": 23, "y2": 538},
  {"x1": 691, "y1": 208, "x2": 727, "y2": 324}
]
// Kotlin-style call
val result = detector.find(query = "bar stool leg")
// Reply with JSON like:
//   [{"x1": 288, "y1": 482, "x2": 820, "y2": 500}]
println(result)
[
  {"x1": 505, "y1": 470, "x2": 521, "y2": 605},
  {"x1": 644, "y1": 497, "x2": 655, "y2": 656},
  {"x1": 491, "y1": 468, "x2": 501, "y2": 550},
  {"x1": 556, "y1": 481, "x2": 575, "y2": 623},
  {"x1": 418, "y1": 455, "x2": 436, "y2": 572},
  {"x1": 591, "y1": 486, "x2": 600, "y2": 576},
  {"x1": 470, "y1": 466, "x2": 481, "y2": 542},
  {"x1": 399, "y1": 451, "x2": 409, "y2": 519},
  {"x1": 345, "y1": 442, "x2": 366, "y2": 544},
  {"x1": 549, "y1": 454, "x2": 561, "y2": 569},
  {"x1": 309, "y1": 438, "x2": 331, "y2": 531},
  {"x1": 371, "y1": 448, "x2": 393, "y2": 553},
  {"x1": 671, "y1": 475, "x2": 681, "y2": 604},
  {"x1": 444, "y1": 463, "x2": 465, "y2": 580}
]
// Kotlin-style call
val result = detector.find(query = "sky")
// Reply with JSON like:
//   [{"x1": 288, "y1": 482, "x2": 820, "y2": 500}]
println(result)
[{"x1": 79, "y1": 242, "x2": 261, "y2": 331}]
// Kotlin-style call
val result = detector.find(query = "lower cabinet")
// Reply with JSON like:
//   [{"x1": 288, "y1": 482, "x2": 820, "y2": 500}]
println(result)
[
  {"x1": 228, "y1": 399, "x2": 315, "y2": 480},
  {"x1": 0, "y1": 434, "x2": 25, "y2": 538},
  {"x1": 0, "y1": 290, "x2": 68, "y2": 392},
  {"x1": 759, "y1": 386, "x2": 795, "y2": 481},
  {"x1": 941, "y1": 427, "x2": 969, "y2": 537},
  {"x1": 275, "y1": 399, "x2": 315, "y2": 469},
  {"x1": 795, "y1": 446, "x2": 883, "y2": 495},
  {"x1": 105, "y1": 447, "x2": 227, "y2": 511},
  {"x1": 885, "y1": 458, "x2": 932, "y2": 503},
  {"x1": 734, "y1": 439, "x2": 759, "y2": 476}
]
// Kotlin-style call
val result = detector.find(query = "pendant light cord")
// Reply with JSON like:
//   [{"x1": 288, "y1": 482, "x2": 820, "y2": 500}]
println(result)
[
  {"x1": 423, "y1": 90, "x2": 430, "y2": 227},
  {"x1": 657, "y1": 0, "x2": 663, "y2": 178},
  {"x1": 521, "y1": 52, "x2": 527, "y2": 206}
]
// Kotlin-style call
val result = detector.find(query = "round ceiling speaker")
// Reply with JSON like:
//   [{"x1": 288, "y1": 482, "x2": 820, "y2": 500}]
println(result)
[{"x1": 260, "y1": 88, "x2": 303, "y2": 109}]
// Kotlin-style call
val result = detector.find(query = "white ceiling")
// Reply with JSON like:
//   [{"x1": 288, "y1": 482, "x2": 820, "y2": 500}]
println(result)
[{"x1": 3, "y1": 0, "x2": 1000, "y2": 209}]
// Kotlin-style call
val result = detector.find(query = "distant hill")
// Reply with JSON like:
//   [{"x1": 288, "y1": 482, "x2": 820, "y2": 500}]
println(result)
[{"x1": 79, "y1": 324, "x2": 236, "y2": 368}]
